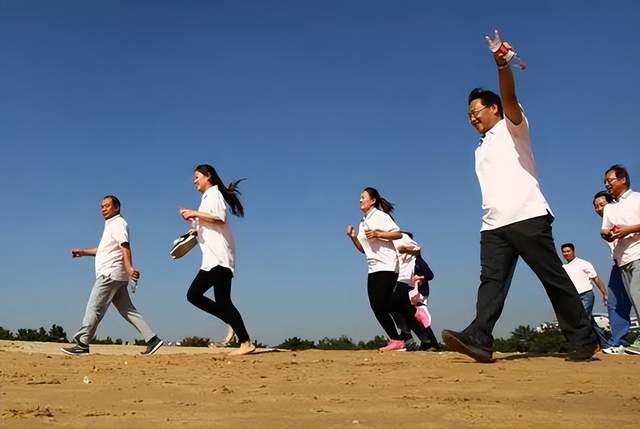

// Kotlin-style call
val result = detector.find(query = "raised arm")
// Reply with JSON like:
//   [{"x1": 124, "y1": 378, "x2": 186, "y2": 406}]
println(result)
[
  {"x1": 346, "y1": 225, "x2": 364, "y2": 253},
  {"x1": 485, "y1": 30, "x2": 523, "y2": 125},
  {"x1": 71, "y1": 248, "x2": 98, "y2": 257}
]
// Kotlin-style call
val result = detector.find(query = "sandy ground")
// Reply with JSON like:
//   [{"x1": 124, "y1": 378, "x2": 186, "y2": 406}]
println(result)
[{"x1": 1, "y1": 340, "x2": 639, "y2": 428}]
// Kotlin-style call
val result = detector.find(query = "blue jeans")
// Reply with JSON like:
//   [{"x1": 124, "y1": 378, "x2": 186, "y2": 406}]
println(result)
[
  {"x1": 579, "y1": 290, "x2": 611, "y2": 348},
  {"x1": 607, "y1": 265, "x2": 632, "y2": 346}
]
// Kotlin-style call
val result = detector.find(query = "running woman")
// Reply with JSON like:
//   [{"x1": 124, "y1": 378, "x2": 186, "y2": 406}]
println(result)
[
  {"x1": 346, "y1": 187, "x2": 405, "y2": 351},
  {"x1": 179, "y1": 164, "x2": 255, "y2": 356}
]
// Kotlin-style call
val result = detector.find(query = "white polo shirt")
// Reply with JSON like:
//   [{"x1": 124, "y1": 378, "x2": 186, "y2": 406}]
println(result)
[
  {"x1": 602, "y1": 189, "x2": 640, "y2": 267},
  {"x1": 393, "y1": 233, "x2": 421, "y2": 284},
  {"x1": 95, "y1": 214, "x2": 130, "y2": 281},
  {"x1": 475, "y1": 110, "x2": 552, "y2": 231},
  {"x1": 357, "y1": 207, "x2": 400, "y2": 273},
  {"x1": 562, "y1": 257, "x2": 598, "y2": 294},
  {"x1": 196, "y1": 185, "x2": 236, "y2": 274}
]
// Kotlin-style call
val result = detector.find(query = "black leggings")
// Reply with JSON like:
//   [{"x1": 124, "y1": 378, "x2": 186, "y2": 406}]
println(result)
[
  {"x1": 187, "y1": 266, "x2": 250, "y2": 343},
  {"x1": 367, "y1": 271, "x2": 401, "y2": 340}
]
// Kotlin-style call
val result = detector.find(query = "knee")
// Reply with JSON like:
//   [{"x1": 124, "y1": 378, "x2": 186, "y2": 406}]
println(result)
[{"x1": 186, "y1": 288, "x2": 200, "y2": 305}]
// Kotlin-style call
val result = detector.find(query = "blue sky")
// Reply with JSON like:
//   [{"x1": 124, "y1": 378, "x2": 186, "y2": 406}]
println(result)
[{"x1": 0, "y1": 1, "x2": 638, "y2": 345}]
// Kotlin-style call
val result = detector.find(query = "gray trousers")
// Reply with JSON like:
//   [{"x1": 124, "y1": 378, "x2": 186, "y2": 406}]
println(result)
[
  {"x1": 73, "y1": 275, "x2": 155, "y2": 345},
  {"x1": 620, "y1": 259, "x2": 640, "y2": 324}
]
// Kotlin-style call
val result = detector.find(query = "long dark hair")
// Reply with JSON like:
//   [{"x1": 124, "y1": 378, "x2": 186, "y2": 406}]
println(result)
[
  {"x1": 363, "y1": 187, "x2": 394, "y2": 215},
  {"x1": 195, "y1": 164, "x2": 245, "y2": 217}
]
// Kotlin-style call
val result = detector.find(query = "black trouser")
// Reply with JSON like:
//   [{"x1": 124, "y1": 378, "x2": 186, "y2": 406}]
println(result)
[
  {"x1": 391, "y1": 282, "x2": 439, "y2": 345},
  {"x1": 464, "y1": 214, "x2": 595, "y2": 350},
  {"x1": 187, "y1": 266, "x2": 250, "y2": 343},
  {"x1": 367, "y1": 271, "x2": 401, "y2": 340}
]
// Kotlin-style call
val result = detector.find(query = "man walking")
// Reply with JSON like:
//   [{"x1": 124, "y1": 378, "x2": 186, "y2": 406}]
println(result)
[
  {"x1": 560, "y1": 243, "x2": 610, "y2": 349},
  {"x1": 441, "y1": 30, "x2": 597, "y2": 362},
  {"x1": 61, "y1": 195, "x2": 163, "y2": 356},
  {"x1": 601, "y1": 165, "x2": 640, "y2": 354},
  {"x1": 593, "y1": 191, "x2": 632, "y2": 354}
]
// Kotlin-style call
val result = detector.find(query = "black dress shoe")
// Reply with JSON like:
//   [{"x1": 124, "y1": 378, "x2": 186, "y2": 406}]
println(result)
[
  {"x1": 442, "y1": 329, "x2": 493, "y2": 363},
  {"x1": 565, "y1": 343, "x2": 598, "y2": 362}
]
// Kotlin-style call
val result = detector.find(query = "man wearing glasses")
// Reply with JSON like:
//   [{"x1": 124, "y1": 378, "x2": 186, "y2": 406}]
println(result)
[
  {"x1": 601, "y1": 165, "x2": 640, "y2": 354},
  {"x1": 441, "y1": 30, "x2": 597, "y2": 362}
]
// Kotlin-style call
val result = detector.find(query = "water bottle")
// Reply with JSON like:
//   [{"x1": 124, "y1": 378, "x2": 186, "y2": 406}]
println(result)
[
  {"x1": 496, "y1": 42, "x2": 528, "y2": 71},
  {"x1": 130, "y1": 279, "x2": 138, "y2": 294}
]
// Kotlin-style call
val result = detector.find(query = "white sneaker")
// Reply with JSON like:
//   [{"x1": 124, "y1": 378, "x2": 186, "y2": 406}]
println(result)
[{"x1": 602, "y1": 345, "x2": 627, "y2": 355}]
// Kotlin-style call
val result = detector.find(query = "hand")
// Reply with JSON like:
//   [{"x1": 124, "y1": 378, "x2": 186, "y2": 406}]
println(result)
[
  {"x1": 413, "y1": 275, "x2": 425, "y2": 287},
  {"x1": 602, "y1": 293, "x2": 608, "y2": 306},
  {"x1": 179, "y1": 208, "x2": 196, "y2": 221},
  {"x1": 188, "y1": 228, "x2": 198, "y2": 236},
  {"x1": 485, "y1": 29, "x2": 503, "y2": 53},
  {"x1": 346, "y1": 225, "x2": 356, "y2": 239},
  {"x1": 611, "y1": 224, "x2": 633, "y2": 239},
  {"x1": 365, "y1": 229, "x2": 380, "y2": 239},
  {"x1": 128, "y1": 269, "x2": 141, "y2": 282},
  {"x1": 397, "y1": 245, "x2": 408, "y2": 253},
  {"x1": 71, "y1": 248, "x2": 83, "y2": 258}
]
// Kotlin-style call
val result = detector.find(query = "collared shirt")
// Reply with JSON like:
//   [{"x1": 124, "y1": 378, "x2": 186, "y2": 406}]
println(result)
[
  {"x1": 602, "y1": 189, "x2": 640, "y2": 267},
  {"x1": 393, "y1": 233, "x2": 421, "y2": 284},
  {"x1": 95, "y1": 214, "x2": 130, "y2": 281},
  {"x1": 475, "y1": 109, "x2": 552, "y2": 231},
  {"x1": 562, "y1": 257, "x2": 598, "y2": 295},
  {"x1": 196, "y1": 185, "x2": 236, "y2": 274},
  {"x1": 357, "y1": 207, "x2": 400, "y2": 273}
]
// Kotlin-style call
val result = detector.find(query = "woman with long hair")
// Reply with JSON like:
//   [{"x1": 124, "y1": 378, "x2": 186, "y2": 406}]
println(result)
[
  {"x1": 346, "y1": 187, "x2": 405, "y2": 351},
  {"x1": 179, "y1": 164, "x2": 255, "y2": 355}
]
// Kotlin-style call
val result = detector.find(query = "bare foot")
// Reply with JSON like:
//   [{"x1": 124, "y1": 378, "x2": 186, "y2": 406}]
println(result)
[{"x1": 229, "y1": 341, "x2": 256, "y2": 356}]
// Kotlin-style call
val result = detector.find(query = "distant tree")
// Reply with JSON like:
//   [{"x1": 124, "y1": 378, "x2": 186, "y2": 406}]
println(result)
[
  {"x1": 529, "y1": 328, "x2": 570, "y2": 354},
  {"x1": 357, "y1": 335, "x2": 387, "y2": 350},
  {"x1": 94, "y1": 336, "x2": 118, "y2": 345},
  {"x1": 317, "y1": 335, "x2": 357, "y2": 350},
  {"x1": 180, "y1": 336, "x2": 210, "y2": 347},
  {"x1": 0, "y1": 326, "x2": 14, "y2": 340},
  {"x1": 134, "y1": 339, "x2": 147, "y2": 346},
  {"x1": 47, "y1": 324, "x2": 68, "y2": 343},
  {"x1": 277, "y1": 337, "x2": 315, "y2": 351},
  {"x1": 16, "y1": 328, "x2": 48, "y2": 342}
]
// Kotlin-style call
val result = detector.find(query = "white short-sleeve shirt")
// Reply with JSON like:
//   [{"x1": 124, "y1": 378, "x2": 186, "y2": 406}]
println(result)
[
  {"x1": 357, "y1": 207, "x2": 400, "y2": 273},
  {"x1": 196, "y1": 185, "x2": 236, "y2": 274},
  {"x1": 602, "y1": 189, "x2": 640, "y2": 267},
  {"x1": 562, "y1": 257, "x2": 598, "y2": 294},
  {"x1": 475, "y1": 109, "x2": 552, "y2": 231},
  {"x1": 393, "y1": 233, "x2": 421, "y2": 284},
  {"x1": 95, "y1": 214, "x2": 130, "y2": 281}
]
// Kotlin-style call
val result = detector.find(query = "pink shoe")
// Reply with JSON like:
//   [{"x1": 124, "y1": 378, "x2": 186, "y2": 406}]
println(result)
[
  {"x1": 415, "y1": 307, "x2": 432, "y2": 328},
  {"x1": 379, "y1": 339, "x2": 406, "y2": 352}
]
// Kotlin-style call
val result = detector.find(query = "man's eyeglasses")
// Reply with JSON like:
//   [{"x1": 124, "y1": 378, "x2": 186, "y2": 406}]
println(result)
[
  {"x1": 468, "y1": 105, "x2": 489, "y2": 119},
  {"x1": 604, "y1": 177, "x2": 621, "y2": 185}
]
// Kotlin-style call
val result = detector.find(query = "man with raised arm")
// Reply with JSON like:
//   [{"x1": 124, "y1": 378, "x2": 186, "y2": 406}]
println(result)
[
  {"x1": 61, "y1": 195, "x2": 163, "y2": 356},
  {"x1": 441, "y1": 30, "x2": 597, "y2": 362}
]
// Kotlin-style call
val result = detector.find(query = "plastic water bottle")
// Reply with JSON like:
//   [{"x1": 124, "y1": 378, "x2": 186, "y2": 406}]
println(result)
[
  {"x1": 496, "y1": 42, "x2": 528, "y2": 71},
  {"x1": 130, "y1": 279, "x2": 138, "y2": 294}
]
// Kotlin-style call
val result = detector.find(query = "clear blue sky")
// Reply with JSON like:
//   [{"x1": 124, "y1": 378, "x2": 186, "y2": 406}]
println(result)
[{"x1": 0, "y1": 1, "x2": 637, "y2": 345}]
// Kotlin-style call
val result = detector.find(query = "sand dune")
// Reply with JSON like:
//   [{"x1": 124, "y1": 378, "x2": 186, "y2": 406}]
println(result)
[{"x1": 1, "y1": 340, "x2": 639, "y2": 428}]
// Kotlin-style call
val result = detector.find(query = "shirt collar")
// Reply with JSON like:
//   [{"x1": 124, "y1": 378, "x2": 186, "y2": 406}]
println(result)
[
  {"x1": 105, "y1": 214, "x2": 122, "y2": 225},
  {"x1": 362, "y1": 207, "x2": 378, "y2": 223},
  {"x1": 202, "y1": 185, "x2": 219, "y2": 200},
  {"x1": 618, "y1": 188, "x2": 633, "y2": 201},
  {"x1": 478, "y1": 119, "x2": 503, "y2": 145}
]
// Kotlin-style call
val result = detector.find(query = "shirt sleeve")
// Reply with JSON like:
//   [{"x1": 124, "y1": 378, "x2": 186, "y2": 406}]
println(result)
[
  {"x1": 201, "y1": 190, "x2": 227, "y2": 223},
  {"x1": 505, "y1": 104, "x2": 529, "y2": 139},
  {"x1": 375, "y1": 212, "x2": 400, "y2": 232},
  {"x1": 584, "y1": 261, "x2": 598, "y2": 279},
  {"x1": 111, "y1": 219, "x2": 129, "y2": 245},
  {"x1": 601, "y1": 205, "x2": 613, "y2": 230}
]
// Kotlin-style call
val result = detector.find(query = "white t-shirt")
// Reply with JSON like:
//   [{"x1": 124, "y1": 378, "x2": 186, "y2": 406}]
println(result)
[
  {"x1": 357, "y1": 207, "x2": 400, "y2": 273},
  {"x1": 475, "y1": 109, "x2": 552, "y2": 231},
  {"x1": 196, "y1": 185, "x2": 236, "y2": 274},
  {"x1": 393, "y1": 233, "x2": 421, "y2": 284},
  {"x1": 602, "y1": 189, "x2": 640, "y2": 267},
  {"x1": 562, "y1": 257, "x2": 598, "y2": 294},
  {"x1": 95, "y1": 214, "x2": 130, "y2": 281}
]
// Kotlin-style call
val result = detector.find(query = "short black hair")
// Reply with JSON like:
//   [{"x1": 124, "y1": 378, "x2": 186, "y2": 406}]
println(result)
[
  {"x1": 103, "y1": 195, "x2": 121, "y2": 210},
  {"x1": 560, "y1": 243, "x2": 575, "y2": 251},
  {"x1": 468, "y1": 88, "x2": 503, "y2": 117},
  {"x1": 593, "y1": 191, "x2": 614, "y2": 204},
  {"x1": 605, "y1": 164, "x2": 631, "y2": 188}
]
